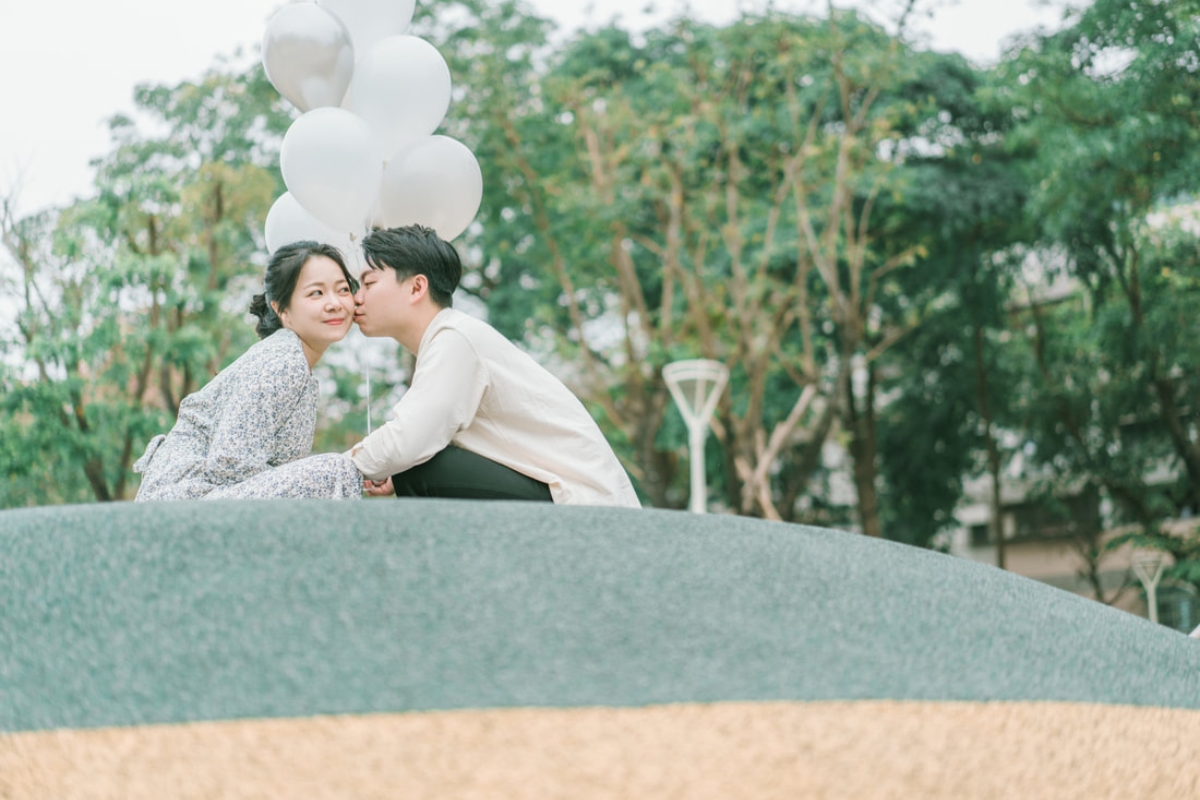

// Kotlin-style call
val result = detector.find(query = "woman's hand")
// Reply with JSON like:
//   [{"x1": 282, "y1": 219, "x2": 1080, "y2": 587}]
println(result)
[{"x1": 363, "y1": 476, "x2": 394, "y2": 496}]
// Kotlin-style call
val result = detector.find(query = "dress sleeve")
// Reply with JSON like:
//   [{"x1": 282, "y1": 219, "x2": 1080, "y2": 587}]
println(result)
[
  {"x1": 202, "y1": 349, "x2": 312, "y2": 486},
  {"x1": 349, "y1": 329, "x2": 488, "y2": 480}
]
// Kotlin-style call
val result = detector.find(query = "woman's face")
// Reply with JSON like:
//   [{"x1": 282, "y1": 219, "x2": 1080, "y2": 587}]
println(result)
[{"x1": 276, "y1": 255, "x2": 356, "y2": 358}]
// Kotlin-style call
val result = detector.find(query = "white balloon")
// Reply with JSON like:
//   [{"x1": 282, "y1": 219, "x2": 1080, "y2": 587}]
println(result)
[
  {"x1": 264, "y1": 192, "x2": 354, "y2": 255},
  {"x1": 348, "y1": 36, "x2": 452, "y2": 160},
  {"x1": 280, "y1": 108, "x2": 384, "y2": 234},
  {"x1": 367, "y1": 194, "x2": 387, "y2": 230},
  {"x1": 319, "y1": 0, "x2": 416, "y2": 60},
  {"x1": 261, "y1": 4, "x2": 355, "y2": 112},
  {"x1": 380, "y1": 135, "x2": 483, "y2": 241}
]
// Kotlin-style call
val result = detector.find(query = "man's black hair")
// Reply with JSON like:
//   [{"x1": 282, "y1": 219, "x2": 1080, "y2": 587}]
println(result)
[{"x1": 361, "y1": 225, "x2": 461, "y2": 308}]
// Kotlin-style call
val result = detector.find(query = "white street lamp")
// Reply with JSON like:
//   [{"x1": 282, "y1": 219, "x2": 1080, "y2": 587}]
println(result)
[
  {"x1": 1131, "y1": 549, "x2": 1173, "y2": 625},
  {"x1": 663, "y1": 359, "x2": 729, "y2": 514}
]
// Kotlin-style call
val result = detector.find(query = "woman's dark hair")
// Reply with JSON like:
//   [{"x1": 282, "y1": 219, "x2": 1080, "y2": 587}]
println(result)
[
  {"x1": 249, "y1": 241, "x2": 358, "y2": 339},
  {"x1": 361, "y1": 225, "x2": 461, "y2": 308}
]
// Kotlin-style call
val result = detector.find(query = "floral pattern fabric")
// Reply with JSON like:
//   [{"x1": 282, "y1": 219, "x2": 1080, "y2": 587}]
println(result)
[{"x1": 134, "y1": 328, "x2": 361, "y2": 501}]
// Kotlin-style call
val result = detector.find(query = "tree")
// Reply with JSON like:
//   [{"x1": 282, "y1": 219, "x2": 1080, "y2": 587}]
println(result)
[
  {"x1": 997, "y1": 0, "x2": 1200, "y2": 516},
  {"x1": 439, "y1": 2, "x2": 992, "y2": 527},
  {"x1": 872, "y1": 56, "x2": 1032, "y2": 552},
  {"x1": 0, "y1": 62, "x2": 323, "y2": 507},
  {"x1": 966, "y1": 0, "x2": 1200, "y2": 589}
]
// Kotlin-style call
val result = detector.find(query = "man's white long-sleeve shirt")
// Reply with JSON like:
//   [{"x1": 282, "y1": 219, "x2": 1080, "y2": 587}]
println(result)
[{"x1": 348, "y1": 308, "x2": 640, "y2": 507}]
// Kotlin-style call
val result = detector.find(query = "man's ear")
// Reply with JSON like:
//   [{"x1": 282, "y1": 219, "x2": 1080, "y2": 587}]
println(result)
[{"x1": 410, "y1": 274, "x2": 430, "y2": 301}]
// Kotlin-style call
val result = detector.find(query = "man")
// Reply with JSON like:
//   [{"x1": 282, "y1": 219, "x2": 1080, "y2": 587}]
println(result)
[{"x1": 346, "y1": 225, "x2": 640, "y2": 507}]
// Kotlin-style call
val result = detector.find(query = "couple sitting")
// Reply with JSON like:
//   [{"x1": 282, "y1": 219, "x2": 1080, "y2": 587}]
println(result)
[{"x1": 133, "y1": 225, "x2": 640, "y2": 507}]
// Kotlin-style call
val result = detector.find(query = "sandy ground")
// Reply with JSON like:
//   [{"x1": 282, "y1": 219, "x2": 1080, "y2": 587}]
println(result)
[{"x1": 3, "y1": 700, "x2": 1197, "y2": 799}]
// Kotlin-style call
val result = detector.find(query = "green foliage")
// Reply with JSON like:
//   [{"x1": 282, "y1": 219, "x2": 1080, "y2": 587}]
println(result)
[
  {"x1": 869, "y1": 55, "x2": 1033, "y2": 546},
  {"x1": 436, "y1": 4, "x2": 1001, "y2": 519},
  {"x1": 0, "y1": 62, "x2": 373, "y2": 507},
  {"x1": 953, "y1": 0, "x2": 1200, "y2": 586},
  {"x1": 5, "y1": 0, "x2": 1200, "y2": 601}
]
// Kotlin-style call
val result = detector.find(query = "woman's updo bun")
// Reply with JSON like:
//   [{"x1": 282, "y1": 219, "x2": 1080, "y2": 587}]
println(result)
[{"x1": 248, "y1": 293, "x2": 281, "y2": 338}]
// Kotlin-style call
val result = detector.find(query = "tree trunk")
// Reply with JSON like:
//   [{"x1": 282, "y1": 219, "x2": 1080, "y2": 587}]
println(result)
[
  {"x1": 845, "y1": 361, "x2": 882, "y2": 537},
  {"x1": 633, "y1": 390, "x2": 675, "y2": 508},
  {"x1": 974, "y1": 323, "x2": 1005, "y2": 569},
  {"x1": 779, "y1": 398, "x2": 839, "y2": 523},
  {"x1": 1151, "y1": 374, "x2": 1200, "y2": 511}
]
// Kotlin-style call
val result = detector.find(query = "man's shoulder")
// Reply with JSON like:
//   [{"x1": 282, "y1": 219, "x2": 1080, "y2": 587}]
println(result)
[
  {"x1": 436, "y1": 308, "x2": 496, "y2": 334},
  {"x1": 429, "y1": 309, "x2": 510, "y2": 349}
]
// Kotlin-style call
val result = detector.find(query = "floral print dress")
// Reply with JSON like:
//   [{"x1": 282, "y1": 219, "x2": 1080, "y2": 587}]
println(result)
[{"x1": 133, "y1": 328, "x2": 361, "y2": 501}]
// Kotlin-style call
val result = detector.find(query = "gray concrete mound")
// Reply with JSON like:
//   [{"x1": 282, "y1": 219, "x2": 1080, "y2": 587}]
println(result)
[{"x1": 2, "y1": 498, "x2": 1196, "y2": 735}]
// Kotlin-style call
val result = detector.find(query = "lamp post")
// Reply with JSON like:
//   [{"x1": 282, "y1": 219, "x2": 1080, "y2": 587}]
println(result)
[
  {"x1": 663, "y1": 359, "x2": 729, "y2": 514},
  {"x1": 1131, "y1": 549, "x2": 1172, "y2": 625}
]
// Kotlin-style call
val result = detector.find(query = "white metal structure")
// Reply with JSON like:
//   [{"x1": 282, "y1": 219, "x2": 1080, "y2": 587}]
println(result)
[
  {"x1": 1132, "y1": 549, "x2": 1172, "y2": 625},
  {"x1": 663, "y1": 359, "x2": 729, "y2": 514}
]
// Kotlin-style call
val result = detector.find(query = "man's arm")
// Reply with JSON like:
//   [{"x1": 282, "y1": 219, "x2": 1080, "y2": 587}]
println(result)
[{"x1": 348, "y1": 329, "x2": 487, "y2": 480}]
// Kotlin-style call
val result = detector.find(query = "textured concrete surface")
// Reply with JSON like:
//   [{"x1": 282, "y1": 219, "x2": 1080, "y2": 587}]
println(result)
[
  {"x1": 2, "y1": 499, "x2": 1196, "y2": 736},
  {"x1": 3, "y1": 701, "x2": 1199, "y2": 799}
]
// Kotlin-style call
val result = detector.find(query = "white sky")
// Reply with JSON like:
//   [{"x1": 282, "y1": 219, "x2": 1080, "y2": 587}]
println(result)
[{"x1": 0, "y1": 0, "x2": 1070, "y2": 218}]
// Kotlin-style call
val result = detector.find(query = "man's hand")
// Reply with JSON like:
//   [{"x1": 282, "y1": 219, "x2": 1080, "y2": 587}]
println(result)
[{"x1": 363, "y1": 477, "x2": 394, "y2": 497}]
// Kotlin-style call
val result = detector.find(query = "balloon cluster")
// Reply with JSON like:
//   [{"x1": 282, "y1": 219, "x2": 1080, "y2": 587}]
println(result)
[{"x1": 261, "y1": 0, "x2": 483, "y2": 262}]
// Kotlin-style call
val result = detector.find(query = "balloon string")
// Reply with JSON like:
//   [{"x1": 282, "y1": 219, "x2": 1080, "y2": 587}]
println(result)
[{"x1": 365, "y1": 363, "x2": 372, "y2": 436}]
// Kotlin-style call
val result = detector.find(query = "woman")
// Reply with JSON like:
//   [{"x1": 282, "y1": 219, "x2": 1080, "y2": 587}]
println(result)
[{"x1": 134, "y1": 241, "x2": 363, "y2": 501}]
